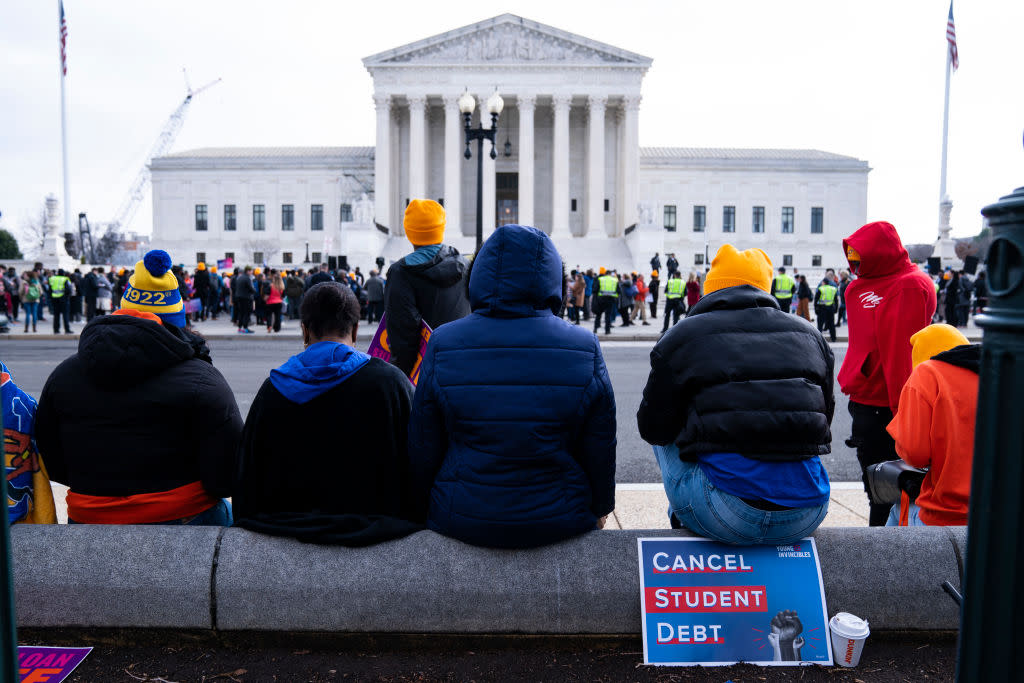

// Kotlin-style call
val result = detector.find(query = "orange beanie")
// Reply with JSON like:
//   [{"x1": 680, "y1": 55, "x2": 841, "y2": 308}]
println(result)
[
  {"x1": 703, "y1": 244, "x2": 773, "y2": 295},
  {"x1": 910, "y1": 324, "x2": 970, "y2": 369},
  {"x1": 404, "y1": 199, "x2": 446, "y2": 247}
]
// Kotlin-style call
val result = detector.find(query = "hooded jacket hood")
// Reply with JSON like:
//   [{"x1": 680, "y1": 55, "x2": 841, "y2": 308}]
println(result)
[
  {"x1": 468, "y1": 224, "x2": 563, "y2": 318},
  {"x1": 401, "y1": 244, "x2": 467, "y2": 287},
  {"x1": 842, "y1": 221, "x2": 915, "y2": 278},
  {"x1": 932, "y1": 343, "x2": 981, "y2": 374},
  {"x1": 686, "y1": 284, "x2": 781, "y2": 317},
  {"x1": 77, "y1": 315, "x2": 203, "y2": 388},
  {"x1": 270, "y1": 341, "x2": 370, "y2": 404}
]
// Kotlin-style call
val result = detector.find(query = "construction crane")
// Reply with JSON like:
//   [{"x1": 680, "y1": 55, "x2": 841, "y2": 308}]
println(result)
[{"x1": 108, "y1": 70, "x2": 221, "y2": 234}]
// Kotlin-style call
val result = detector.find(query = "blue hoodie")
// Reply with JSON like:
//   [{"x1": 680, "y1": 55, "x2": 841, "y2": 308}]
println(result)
[{"x1": 270, "y1": 342, "x2": 370, "y2": 404}]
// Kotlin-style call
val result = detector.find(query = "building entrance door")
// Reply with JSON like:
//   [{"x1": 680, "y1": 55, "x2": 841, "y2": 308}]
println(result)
[{"x1": 496, "y1": 172, "x2": 518, "y2": 227}]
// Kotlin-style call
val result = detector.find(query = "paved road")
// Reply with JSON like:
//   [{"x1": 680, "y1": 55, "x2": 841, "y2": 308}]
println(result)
[{"x1": 2, "y1": 338, "x2": 861, "y2": 484}]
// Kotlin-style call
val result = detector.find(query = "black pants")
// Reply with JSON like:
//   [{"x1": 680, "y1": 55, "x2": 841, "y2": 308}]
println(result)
[
  {"x1": 266, "y1": 303, "x2": 282, "y2": 332},
  {"x1": 848, "y1": 401, "x2": 898, "y2": 526},
  {"x1": 775, "y1": 296, "x2": 792, "y2": 314},
  {"x1": 815, "y1": 305, "x2": 836, "y2": 342},
  {"x1": 592, "y1": 296, "x2": 617, "y2": 334},
  {"x1": 650, "y1": 294, "x2": 659, "y2": 319},
  {"x1": 85, "y1": 297, "x2": 97, "y2": 322},
  {"x1": 237, "y1": 298, "x2": 253, "y2": 330},
  {"x1": 366, "y1": 301, "x2": 384, "y2": 325},
  {"x1": 661, "y1": 298, "x2": 683, "y2": 332},
  {"x1": 837, "y1": 302, "x2": 846, "y2": 325},
  {"x1": 51, "y1": 297, "x2": 71, "y2": 333}
]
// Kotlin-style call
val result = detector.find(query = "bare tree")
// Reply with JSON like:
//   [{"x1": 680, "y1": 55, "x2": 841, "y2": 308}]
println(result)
[
  {"x1": 19, "y1": 202, "x2": 51, "y2": 258},
  {"x1": 905, "y1": 243, "x2": 934, "y2": 263},
  {"x1": 243, "y1": 238, "x2": 280, "y2": 265}
]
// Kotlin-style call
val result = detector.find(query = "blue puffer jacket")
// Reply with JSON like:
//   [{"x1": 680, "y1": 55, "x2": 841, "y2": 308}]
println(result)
[{"x1": 408, "y1": 225, "x2": 617, "y2": 549}]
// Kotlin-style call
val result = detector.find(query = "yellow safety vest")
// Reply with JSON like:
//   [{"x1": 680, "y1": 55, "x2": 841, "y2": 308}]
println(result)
[
  {"x1": 48, "y1": 275, "x2": 69, "y2": 298},
  {"x1": 666, "y1": 278, "x2": 684, "y2": 299},
  {"x1": 773, "y1": 274, "x2": 794, "y2": 298},
  {"x1": 817, "y1": 284, "x2": 837, "y2": 306},
  {"x1": 598, "y1": 275, "x2": 619, "y2": 297}
]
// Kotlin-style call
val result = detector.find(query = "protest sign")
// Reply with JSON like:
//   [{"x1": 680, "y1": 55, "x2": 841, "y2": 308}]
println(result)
[
  {"x1": 367, "y1": 313, "x2": 432, "y2": 386},
  {"x1": 638, "y1": 537, "x2": 831, "y2": 667},
  {"x1": 216, "y1": 257, "x2": 233, "y2": 270},
  {"x1": 18, "y1": 646, "x2": 91, "y2": 682}
]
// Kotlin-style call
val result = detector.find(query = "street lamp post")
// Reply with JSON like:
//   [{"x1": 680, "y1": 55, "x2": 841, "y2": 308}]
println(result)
[{"x1": 460, "y1": 88, "x2": 503, "y2": 253}]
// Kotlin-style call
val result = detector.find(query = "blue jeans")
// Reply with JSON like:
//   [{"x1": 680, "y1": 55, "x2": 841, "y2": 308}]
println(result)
[
  {"x1": 22, "y1": 301, "x2": 39, "y2": 329},
  {"x1": 885, "y1": 499, "x2": 925, "y2": 526},
  {"x1": 69, "y1": 499, "x2": 233, "y2": 526},
  {"x1": 653, "y1": 444, "x2": 829, "y2": 545}
]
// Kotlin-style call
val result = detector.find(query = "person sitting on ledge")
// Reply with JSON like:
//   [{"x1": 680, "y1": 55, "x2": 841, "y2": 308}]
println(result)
[
  {"x1": 885, "y1": 324, "x2": 978, "y2": 527},
  {"x1": 637, "y1": 244, "x2": 834, "y2": 545},
  {"x1": 233, "y1": 282, "x2": 423, "y2": 545},
  {"x1": 408, "y1": 224, "x2": 616, "y2": 549},
  {"x1": 35, "y1": 249, "x2": 242, "y2": 526}
]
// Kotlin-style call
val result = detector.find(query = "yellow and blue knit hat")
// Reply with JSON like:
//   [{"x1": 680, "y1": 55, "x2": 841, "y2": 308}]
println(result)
[{"x1": 119, "y1": 250, "x2": 185, "y2": 327}]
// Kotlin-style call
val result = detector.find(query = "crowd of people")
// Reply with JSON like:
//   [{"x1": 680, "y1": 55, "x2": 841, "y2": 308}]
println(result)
[{"x1": 4, "y1": 206, "x2": 981, "y2": 551}]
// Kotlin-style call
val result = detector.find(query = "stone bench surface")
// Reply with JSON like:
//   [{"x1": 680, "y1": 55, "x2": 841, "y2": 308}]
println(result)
[{"x1": 11, "y1": 526, "x2": 966, "y2": 632}]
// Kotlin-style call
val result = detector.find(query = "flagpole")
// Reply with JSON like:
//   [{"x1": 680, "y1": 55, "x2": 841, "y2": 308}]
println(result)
[
  {"x1": 939, "y1": 47, "x2": 952, "y2": 206},
  {"x1": 59, "y1": 0, "x2": 71, "y2": 239}
]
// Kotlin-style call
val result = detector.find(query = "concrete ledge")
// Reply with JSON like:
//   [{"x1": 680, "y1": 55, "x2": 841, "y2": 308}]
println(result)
[
  {"x1": 11, "y1": 525, "x2": 222, "y2": 629},
  {"x1": 12, "y1": 526, "x2": 964, "y2": 632}
]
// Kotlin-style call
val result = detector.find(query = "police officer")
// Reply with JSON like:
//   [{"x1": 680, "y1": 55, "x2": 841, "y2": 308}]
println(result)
[
  {"x1": 48, "y1": 268, "x2": 72, "y2": 334},
  {"x1": 771, "y1": 267, "x2": 796, "y2": 313},
  {"x1": 661, "y1": 272, "x2": 685, "y2": 333},
  {"x1": 814, "y1": 277, "x2": 838, "y2": 342},
  {"x1": 592, "y1": 267, "x2": 619, "y2": 335}
]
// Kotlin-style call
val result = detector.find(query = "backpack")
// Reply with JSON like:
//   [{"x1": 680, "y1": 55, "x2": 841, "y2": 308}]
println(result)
[{"x1": 27, "y1": 283, "x2": 41, "y2": 300}]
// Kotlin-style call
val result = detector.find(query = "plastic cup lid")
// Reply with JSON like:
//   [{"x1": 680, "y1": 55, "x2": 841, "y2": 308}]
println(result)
[{"x1": 830, "y1": 612, "x2": 870, "y2": 639}]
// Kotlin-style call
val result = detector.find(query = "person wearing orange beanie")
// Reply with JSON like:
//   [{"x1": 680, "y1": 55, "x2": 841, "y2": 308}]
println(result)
[
  {"x1": 383, "y1": 199, "x2": 471, "y2": 377},
  {"x1": 885, "y1": 324, "x2": 978, "y2": 526},
  {"x1": 638, "y1": 244, "x2": 835, "y2": 544}
]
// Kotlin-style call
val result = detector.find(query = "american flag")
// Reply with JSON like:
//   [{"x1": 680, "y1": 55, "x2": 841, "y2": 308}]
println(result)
[
  {"x1": 946, "y1": 2, "x2": 958, "y2": 71},
  {"x1": 58, "y1": 0, "x2": 67, "y2": 75}
]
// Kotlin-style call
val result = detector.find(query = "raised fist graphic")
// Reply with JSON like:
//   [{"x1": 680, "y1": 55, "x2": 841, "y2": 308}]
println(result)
[{"x1": 767, "y1": 609, "x2": 804, "y2": 661}]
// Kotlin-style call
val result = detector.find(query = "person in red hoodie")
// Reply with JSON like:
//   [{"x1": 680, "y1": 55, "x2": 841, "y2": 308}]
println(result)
[{"x1": 838, "y1": 221, "x2": 936, "y2": 526}]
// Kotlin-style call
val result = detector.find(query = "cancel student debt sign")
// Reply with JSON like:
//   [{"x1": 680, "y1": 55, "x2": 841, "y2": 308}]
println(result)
[{"x1": 638, "y1": 538, "x2": 832, "y2": 666}]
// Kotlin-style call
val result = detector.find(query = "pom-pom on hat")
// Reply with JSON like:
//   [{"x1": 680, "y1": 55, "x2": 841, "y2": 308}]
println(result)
[
  {"x1": 703, "y1": 244, "x2": 773, "y2": 295},
  {"x1": 911, "y1": 324, "x2": 970, "y2": 369},
  {"x1": 404, "y1": 199, "x2": 446, "y2": 247},
  {"x1": 119, "y1": 249, "x2": 185, "y2": 328}
]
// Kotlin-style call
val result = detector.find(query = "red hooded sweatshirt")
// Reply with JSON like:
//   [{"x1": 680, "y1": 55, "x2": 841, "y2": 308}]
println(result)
[{"x1": 838, "y1": 222, "x2": 936, "y2": 412}]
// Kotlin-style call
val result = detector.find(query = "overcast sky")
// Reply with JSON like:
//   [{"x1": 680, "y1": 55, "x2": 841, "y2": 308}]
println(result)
[{"x1": 2, "y1": 0, "x2": 1022, "y2": 249}]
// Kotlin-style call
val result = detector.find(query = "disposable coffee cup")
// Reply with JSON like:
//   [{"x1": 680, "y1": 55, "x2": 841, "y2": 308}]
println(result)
[{"x1": 830, "y1": 612, "x2": 870, "y2": 667}]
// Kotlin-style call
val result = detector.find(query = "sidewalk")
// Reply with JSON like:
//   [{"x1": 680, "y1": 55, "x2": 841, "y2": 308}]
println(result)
[
  {"x1": 1, "y1": 310, "x2": 983, "y2": 342},
  {"x1": 45, "y1": 481, "x2": 872, "y2": 528}
]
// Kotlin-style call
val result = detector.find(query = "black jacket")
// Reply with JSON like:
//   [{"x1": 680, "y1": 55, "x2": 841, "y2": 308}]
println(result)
[
  {"x1": 233, "y1": 357, "x2": 422, "y2": 546},
  {"x1": 233, "y1": 272, "x2": 256, "y2": 300},
  {"x1": 637, "y1": 285, "x2": 835, "y2": 462},
  {"x1": 384, "y1": 245, "x2": 470, "y2": 376},
  {"x1": 35, "y1": 315, "x2": 243, "y2": 497},
  {"x1": 193, "y1": 269, "x2": 211, "y2": 294}
]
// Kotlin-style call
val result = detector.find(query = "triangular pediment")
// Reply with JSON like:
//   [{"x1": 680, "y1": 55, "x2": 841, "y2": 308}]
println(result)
[{"x1": 363, "y1": 14, "x2": 652, "y2": 67}]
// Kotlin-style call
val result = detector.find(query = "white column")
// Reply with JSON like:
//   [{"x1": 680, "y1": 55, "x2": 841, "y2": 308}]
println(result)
[
  {"x1": 517, "y1": 94, "x2": 536, "y2": 227},
  {"x1": 443, "y1": 94, "x2": 462, "y2": 236},
  {"x1": 373, "y1": 93, "x2": 392, "y2": 230},
  {"x1": 586, "y1": 94, "x2": 607, "y2": 238},
  {"x1": 479, "y1": 92, "x2": 497, "y2": 238},
  {"x1": 618, "y1": 95, "x2": 641, "y2": 237},
  {"x1": 408, "y1": 95, "x2": 427, "y2": 201},
  {"x1": 550, "y1": 93, "x2": 572, "y2": 237}
]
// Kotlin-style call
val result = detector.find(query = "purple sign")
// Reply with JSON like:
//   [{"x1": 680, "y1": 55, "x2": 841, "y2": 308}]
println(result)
[
  {"x1": 18, "y1": 646, "x2": 92, "y2": 682},
  {"x1": 367, "y1": 313, "x2": 432, "y2": 385}
]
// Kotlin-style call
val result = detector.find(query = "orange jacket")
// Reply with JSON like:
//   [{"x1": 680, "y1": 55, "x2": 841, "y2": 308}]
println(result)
[{"x1": 886, "y1": 354, "x2": 978, "y2": 526}]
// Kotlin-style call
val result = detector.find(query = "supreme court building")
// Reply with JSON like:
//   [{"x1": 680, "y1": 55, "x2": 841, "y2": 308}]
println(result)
[{"x1": 151, "y1": 14, "x2": 869, "y2": 275}]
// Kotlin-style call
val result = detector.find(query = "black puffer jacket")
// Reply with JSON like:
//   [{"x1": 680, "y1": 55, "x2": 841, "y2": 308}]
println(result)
[
  {"x1": 35, "y1": 315, "x2": 243, "y2": 497},
  {"x1": 384, "y1": 245, "x2": 471, "y2": 376},
  {"x1": 637, "y1": 285, "x2": 835, "y2": 461}
]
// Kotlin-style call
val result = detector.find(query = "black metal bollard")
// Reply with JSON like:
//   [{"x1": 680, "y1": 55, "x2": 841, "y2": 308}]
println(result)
[
  {"x1": 957, "y1": 186, "x2": 1024, "y2": 682},
  {"x1": 0, "y1": 392, "x2": 17, "y2": 681}
]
